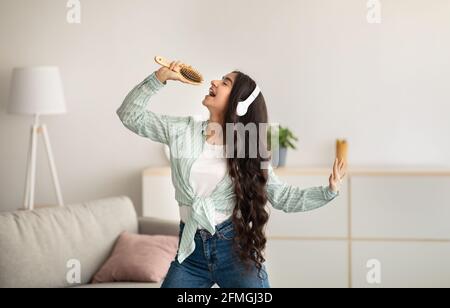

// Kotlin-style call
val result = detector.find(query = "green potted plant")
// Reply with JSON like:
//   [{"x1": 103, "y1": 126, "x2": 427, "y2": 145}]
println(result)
[{"x1": 267, "y1": 125, "x2": 299, "y2": 167}]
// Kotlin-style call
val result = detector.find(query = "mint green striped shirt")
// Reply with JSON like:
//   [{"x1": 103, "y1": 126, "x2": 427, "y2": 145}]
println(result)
[{"x1": 117, "y1": 72, "x2": 339, "y2": 264}]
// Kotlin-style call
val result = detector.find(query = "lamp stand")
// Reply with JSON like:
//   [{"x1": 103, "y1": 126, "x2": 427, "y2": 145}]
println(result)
[{"x1": 23, "y1": 114, "x2": 64, "y2": 210}]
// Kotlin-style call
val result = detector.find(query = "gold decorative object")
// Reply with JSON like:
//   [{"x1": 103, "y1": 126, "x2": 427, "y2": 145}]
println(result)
[{"x1": 336, "y1": 139, "x2": 348, "y2": 165}]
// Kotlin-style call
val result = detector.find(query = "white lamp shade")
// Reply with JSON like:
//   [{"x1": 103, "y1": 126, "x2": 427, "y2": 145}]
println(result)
[{"x1": 8, "y1": 66, "x2": 67, "y2": 115}]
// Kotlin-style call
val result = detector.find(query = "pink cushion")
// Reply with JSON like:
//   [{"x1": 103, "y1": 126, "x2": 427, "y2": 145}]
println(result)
[{"x1": 92, "y1": 232, "x2": 178, "y2": 284}]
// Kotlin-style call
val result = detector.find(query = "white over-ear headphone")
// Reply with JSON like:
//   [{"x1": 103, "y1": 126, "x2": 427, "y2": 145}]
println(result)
[{"x1": 236, "y1": 85, "x2": 261, "y2": 117}]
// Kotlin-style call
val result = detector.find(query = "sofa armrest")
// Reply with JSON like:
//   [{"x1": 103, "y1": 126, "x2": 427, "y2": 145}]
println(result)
[{"x1": 138, "y1": 217, "x2": 179, "y2": 236}]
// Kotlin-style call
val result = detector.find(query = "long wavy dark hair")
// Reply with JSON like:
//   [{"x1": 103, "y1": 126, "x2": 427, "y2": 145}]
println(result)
[{"x1": 221, "y1": 71, "x2": 271, "y2": 279}]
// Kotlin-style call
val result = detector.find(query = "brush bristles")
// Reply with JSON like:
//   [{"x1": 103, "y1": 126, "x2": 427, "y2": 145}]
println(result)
[{"x1": 180, "y1": 65, "x2": 203, "y2": 84}]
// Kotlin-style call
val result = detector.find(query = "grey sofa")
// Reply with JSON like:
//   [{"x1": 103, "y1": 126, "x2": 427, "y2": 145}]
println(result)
[{"x1": 0, "y1": 196, "x2": 179, "y2": 288}]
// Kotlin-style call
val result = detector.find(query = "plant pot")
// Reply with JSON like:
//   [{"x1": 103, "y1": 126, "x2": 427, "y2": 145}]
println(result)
[{"x1": 272, "y1": 147, "x2": 288, "y2": 168}]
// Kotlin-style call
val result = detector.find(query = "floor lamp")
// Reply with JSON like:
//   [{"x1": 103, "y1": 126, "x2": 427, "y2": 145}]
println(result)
[{"x1": 8, "y1": 67, "x2": 67, "y2": 210}]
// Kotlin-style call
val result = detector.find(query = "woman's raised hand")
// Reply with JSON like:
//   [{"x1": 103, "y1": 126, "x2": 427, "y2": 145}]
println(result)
[
  {"x1": 155, "y1": 60, "x2": 191, "y2": 84},
  {"x1": 328, "y1": 158, "x2": 347, "y2": 193}
]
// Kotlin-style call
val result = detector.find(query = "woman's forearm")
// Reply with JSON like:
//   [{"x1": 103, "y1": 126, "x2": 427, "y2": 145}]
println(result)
[
  {"x1": 266, "y1": 165, "x2": 339, "y2": 213},
  {"x1": 116, "y1": 71, "x2": 173, "y2": 144},
  {"x1": 116, "y1": 71, "x2": 191, "y2": 145}
]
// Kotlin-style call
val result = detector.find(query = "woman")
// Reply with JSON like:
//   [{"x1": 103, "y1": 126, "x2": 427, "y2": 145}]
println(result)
[{"x1": 117, "y1": 60, "x2": 346, "y2": 288}]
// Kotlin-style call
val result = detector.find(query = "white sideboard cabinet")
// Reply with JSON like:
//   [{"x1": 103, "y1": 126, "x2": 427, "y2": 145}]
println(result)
[{"x1": 142, "y1": 167, "x2": 450, "y2": 288}]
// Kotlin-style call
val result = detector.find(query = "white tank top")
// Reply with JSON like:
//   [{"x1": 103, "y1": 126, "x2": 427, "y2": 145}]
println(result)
[{"x1": 179, "y1": 141, "x2": 232, "y2": 228}]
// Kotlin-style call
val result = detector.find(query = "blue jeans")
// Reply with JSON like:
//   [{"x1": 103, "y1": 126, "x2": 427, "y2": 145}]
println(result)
[{"x1": 161, "y1": 217, "x2": 270, "y2": 288}]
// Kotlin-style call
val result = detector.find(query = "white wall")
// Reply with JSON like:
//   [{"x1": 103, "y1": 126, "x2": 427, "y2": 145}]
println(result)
[{"x1": 1, "y1": 0, "x2": 450, "y2": 213}]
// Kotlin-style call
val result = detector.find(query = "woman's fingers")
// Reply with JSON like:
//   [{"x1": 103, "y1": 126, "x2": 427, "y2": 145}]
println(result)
[
  {"x1": 330, "y1": 158, "x2": 347, "y2": 193},
  {"x1": 169, "y1": 60, "x2": 180, "y2": 71},
  {"x1": 166, "y1": 60, "x2": 181, "y2": 82},
  {"x1": 174, "y1": 60, "x2": 182, "y2": 72},
  {"x1": 333, "y1": 158, "x2": 339, "y2": 180}
]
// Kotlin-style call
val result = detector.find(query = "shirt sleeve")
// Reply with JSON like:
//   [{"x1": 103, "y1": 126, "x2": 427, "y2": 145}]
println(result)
[
  {"x1": 265, "y1": 164, "x2": 339, "y2": 213},
  {"x1": 116, "y1": 71, "x2": 191, "y2": 145}
]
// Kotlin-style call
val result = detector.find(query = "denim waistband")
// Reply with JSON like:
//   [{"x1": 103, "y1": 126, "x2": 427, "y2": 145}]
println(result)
[{"x1": 180, "y1": 216, "x2": 233, "y2": 233}]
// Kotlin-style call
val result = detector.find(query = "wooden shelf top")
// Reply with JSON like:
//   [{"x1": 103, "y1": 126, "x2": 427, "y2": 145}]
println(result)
[{"x1": 143, "y1": 166, "x2": 450, "y2": 177}]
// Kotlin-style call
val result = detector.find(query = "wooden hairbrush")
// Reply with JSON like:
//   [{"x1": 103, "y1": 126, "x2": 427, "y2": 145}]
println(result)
[{"x1": 154, "y1": 56, "x2": 204, "y2": 85}]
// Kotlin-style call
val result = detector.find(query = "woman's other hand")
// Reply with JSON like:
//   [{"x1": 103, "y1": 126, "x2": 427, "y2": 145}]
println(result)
[{"x1": 329, "y1": 158, "x2": 347, "y2": 193}]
